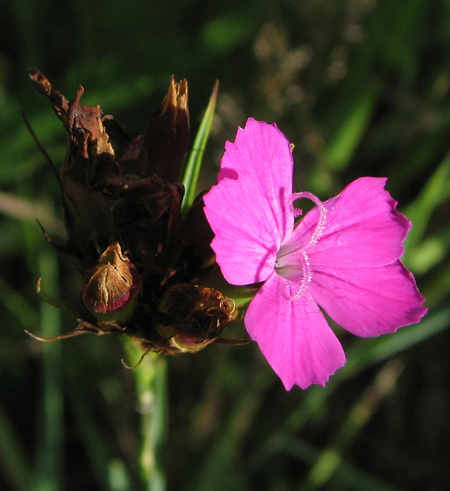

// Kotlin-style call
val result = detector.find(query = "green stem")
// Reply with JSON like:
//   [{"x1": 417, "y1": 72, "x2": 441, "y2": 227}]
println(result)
[{"x1": 124, "y1": 343, "x2": 168, "y2": 491}]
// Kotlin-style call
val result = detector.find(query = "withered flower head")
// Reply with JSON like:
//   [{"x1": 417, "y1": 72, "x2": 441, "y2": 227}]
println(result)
[{"x1": 28, "y1": 69, "x2": 242, "y2": 356}]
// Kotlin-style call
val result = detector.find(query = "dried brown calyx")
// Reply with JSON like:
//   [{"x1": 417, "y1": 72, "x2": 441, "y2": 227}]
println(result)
[
  {"x1": 82, "y1": 242, "x2": 141, "y2": 323},
  {"x1": 28, "y1": 69, "x2": 245, "y2": 355},
  {"x1": 157, "y1": 284, "x2": 238, "y2": 352}
]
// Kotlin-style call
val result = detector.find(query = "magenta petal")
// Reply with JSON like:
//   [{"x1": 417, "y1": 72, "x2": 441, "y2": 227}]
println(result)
[
  {"x1": 291, "y1": 177, "x2": 411, "y2": 267},
  {"x1": 203, "y1": 118, "x2": 295, "y2": 285},
  {"x1": 309, "y1": 261, "x2": 427, "y2": 337},
  {"x1": 245, "y1": 272, "x2": 346, "y2": 390}
]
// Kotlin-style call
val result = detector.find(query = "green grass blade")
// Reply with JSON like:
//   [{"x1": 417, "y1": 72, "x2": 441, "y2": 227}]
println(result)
[
  {"x1": 286, "y1": 437, "x2": 401, "y2": 491},
  {"x1": 35, "y1": 248, "x2": 64, "y2": 491},
  {"x1": 422, "y1": 260, "x2": 450, "y2": 308},
  {"x1": 325, "y1": 80, "x2": 384, "y2": 171},
  {"x1": 181, "y1": 81, "x2": 219, "y2": 214},
  {"x1": 402, "y1": 151, "x2": 450, "y2": 265}
]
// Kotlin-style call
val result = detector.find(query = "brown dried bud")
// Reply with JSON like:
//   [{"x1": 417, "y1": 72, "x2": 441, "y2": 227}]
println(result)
[
  {"x1": 136, "y1": 76, "x2": 189, "y2": 182},
  {"x1": 158, "y1": 284, "x2": 237, "y2": 352},
  {"x1": 82, "y1": 242, "x2": 141, "y2": 322}
]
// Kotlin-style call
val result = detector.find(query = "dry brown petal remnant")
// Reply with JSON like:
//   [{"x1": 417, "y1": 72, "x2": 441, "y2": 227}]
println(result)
[{"x1": 28, "y1": 69, "x2": 241, "y2": 355}]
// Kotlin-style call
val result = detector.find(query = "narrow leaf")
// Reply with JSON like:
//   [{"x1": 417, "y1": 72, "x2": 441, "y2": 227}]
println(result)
[{"x1": 182, "y1": 81, "x2": 219, "y2": 214}]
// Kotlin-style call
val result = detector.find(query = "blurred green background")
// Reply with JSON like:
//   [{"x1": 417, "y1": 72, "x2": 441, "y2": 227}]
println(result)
[{"x1": 1, "y1": 0, "x2": 450, "y2": 490}]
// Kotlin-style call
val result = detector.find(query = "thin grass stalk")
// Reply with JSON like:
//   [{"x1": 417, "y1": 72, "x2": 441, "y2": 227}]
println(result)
[{"x1": 300, "y1": 360, "x2": 404, "y2": 490}]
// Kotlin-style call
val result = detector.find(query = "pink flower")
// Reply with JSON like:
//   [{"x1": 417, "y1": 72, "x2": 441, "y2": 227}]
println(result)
[{"x1": 203, "y1": 118, "x2": 427, "y2": 390}]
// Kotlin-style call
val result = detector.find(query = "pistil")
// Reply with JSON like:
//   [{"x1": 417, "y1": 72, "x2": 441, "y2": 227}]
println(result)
[{"x1": 275, "y1": 191, "x2": 327, "y2": 299}]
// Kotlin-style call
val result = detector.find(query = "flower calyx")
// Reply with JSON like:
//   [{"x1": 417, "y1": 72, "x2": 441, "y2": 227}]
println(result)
[{"x1": 82, "y1": 242, "x2": 141, "y2": 323}]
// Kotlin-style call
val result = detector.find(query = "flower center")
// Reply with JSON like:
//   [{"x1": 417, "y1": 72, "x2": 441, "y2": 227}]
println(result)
[{"x1": 275, "y1": 191, "x2": 327, "y2": 299}]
